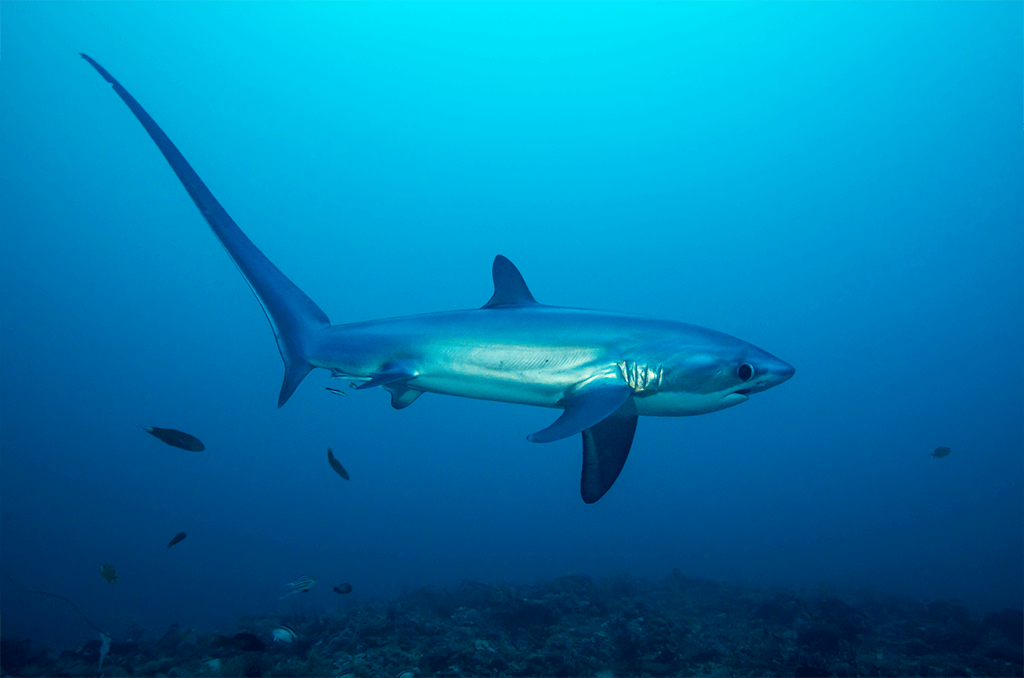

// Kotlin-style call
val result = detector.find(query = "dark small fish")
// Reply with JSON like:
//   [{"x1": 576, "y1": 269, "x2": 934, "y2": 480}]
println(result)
[
  {"x1": 167, "y1": 531, "x2": 187, "y2": 548},
  {"x1": 333, "y1": 583, "x2": 353, "y2": 595},
  {"x1": 211, "y1": 634, "x2": 264, "y2": 655},
  {"x1": 327, "y1": 448, "x2": 349, "y2": 480},
  {"x1": 229, "y1": 632, "x2": 266, "y2": 652},
  {"x1": 325, "y1": 387, "x2": 348, "y2": 397},
  {"x1": 932, "y1": 446, "x2": 952, "y2": 458},
  {"x1": 143, "y1": 426, "x2": 205, "y2": 451},
  {"x1": 100, "y1": 563, "x2": 119, "y2": 584}
]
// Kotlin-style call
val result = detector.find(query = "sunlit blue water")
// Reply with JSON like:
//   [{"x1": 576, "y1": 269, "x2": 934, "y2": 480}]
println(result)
[{"x1": 2, "y1": 2, "x2": 1021, "y2": 649}]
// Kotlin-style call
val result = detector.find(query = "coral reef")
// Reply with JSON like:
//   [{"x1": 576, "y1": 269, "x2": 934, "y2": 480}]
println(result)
[{"x1": 2, "y1": 571, "x2": 1020, "y2": 677}]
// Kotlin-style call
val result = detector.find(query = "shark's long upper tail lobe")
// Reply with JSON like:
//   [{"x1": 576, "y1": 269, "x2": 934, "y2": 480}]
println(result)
[{"x1": 81, "y1": 54, "x2": 327, "y2": 406}]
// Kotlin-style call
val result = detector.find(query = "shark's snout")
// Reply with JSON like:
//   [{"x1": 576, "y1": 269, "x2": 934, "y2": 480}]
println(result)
[
  {"x1": 774, "y1": 360, "x2": 796, "y2": 384},
  {"x1": 733, "y1": 356, "x2": 794, "y2": 396}
]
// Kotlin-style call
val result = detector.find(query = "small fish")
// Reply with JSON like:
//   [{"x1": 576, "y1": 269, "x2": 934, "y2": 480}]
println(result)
[
  {"x1": 143, "y1": 426, "x2": 205, "y2": 451},
  {"x1": 327, "y1": 448, "x2": 350, "y2": 480},
  {"x1": 932, "y1": 446, "x2": 952, "y2": 459},
  {"x1": 271, "y1": 624, "x2": 297, "y2": 644},
  {"x1": 100, "y1": 564, "x2": 119, "y2": 584},
  {"x1": 167, "y1": 531, "x2": 187, "y2": 548},
  {"x1": 325, "y1": 387, "x2": 348, "y2": 397},
  {"x1": 333, "y1": 583, "x2": 353, "y2": 595},
  {"x1": 210, "y1": 632, "x2": 266, "y2": 652},
  {"x1": 280, "y1": 575, "x2": 316, "y2": 599},
  {"x1": 229, "y1": 632, "x2": 266, "y2": 652},
  {"x1": 98, "y1": 633, "x2": 111, "y2": 671}
]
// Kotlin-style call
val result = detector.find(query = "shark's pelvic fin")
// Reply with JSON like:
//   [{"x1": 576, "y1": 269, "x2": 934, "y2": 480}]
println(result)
[
  {"x1": 383, "y1": 383, "x2": 423, "y2": 410},
  {"x1": 527, "y1": 381, "x2": 633, "y2": 443},
  {"x1": 357, "y1": 362, "x2": 420, "y2": 407},
  {"x1": 481, "y1": 255, "x2": 539, "y2": 309},
  {"x1": 80, "y1": 54, "x2": 329, "y2": 408},
  {"x1": 352, "y1": 365, "x2": 416, "y2": 391},
  {"x1": 580, "y1": 397, "x2": 638, "y2": 503}
]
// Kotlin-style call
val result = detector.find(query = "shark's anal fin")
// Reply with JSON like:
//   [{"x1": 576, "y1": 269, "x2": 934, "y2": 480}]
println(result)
[
  {"x1": 482, "y1": 255, "x2": 539, "y2": 308},
  {"x1": 383, "y1": 382, "x2": 423, "y2": 410},
  {"x1": 527, "y1": 381, "x2": 633, "y2": 443},
  {"x1": 580, "y1": 397, "x2": 638, "y2": 503}
]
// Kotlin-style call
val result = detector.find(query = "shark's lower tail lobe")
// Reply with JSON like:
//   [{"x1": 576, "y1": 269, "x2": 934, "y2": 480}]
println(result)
[{"x1": 81, "y1": 54, "x2": 327, "y2": 406}]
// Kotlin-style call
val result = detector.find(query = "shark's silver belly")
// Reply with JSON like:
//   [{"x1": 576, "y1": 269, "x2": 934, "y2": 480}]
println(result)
[
  {"x1": 317, "y1": 313, "x2": 616, "y2": 408},
  {"x1": 312, "y1": 306, "x2": 751, "y2": 416},
  {"x1": 413, "y1": 341, "x2": 611, "y2": 407}
]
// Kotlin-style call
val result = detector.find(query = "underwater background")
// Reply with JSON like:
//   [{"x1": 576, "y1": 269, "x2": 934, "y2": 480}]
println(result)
[{"x1": 1, "y1": 0, "x2": 1021, "y2": 668}]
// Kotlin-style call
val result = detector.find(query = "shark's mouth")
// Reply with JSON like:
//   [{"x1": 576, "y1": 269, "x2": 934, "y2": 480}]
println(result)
[{"x1": 735, "y1": 388, "x2": 753, "y2": 396}]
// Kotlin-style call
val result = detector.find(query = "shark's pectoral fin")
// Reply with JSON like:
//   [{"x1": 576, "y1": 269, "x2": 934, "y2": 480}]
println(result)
[
  {"x1": 383, "y1": 382, "x2": 423, "y2": 410},
  {"x1": 580, "y1": 397, "x2": 638, "y2": 503},
  {"x1": 528, "y1": 382, "x2": 633, "y2": 443}
]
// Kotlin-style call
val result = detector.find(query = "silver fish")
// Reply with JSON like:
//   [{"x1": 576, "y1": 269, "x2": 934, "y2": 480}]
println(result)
[
  {"x1": 280, "y1": 575, "x2": 316, "y2": 599},
  {"x1": 99, "y1": 633, "x2": 111, "y2": 671},
  {"x1": 271, "y1": 624, "x2": 297, "y2": 644}
]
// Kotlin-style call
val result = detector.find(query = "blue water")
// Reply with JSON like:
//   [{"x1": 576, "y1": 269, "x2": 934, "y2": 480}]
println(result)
[{"x1": 2, "y1": 3, "x2": 1021, "y2": 650}]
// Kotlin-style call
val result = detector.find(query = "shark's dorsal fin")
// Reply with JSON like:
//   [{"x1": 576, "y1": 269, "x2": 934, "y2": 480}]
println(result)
[{"x1": 482, "y1": 255, "x2": 538, "y2": 309}]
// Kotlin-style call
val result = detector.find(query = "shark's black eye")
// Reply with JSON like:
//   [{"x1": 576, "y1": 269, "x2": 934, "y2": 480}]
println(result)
[{"x1": 738, "y1": 363, "x2": 754, "y2": 381}]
